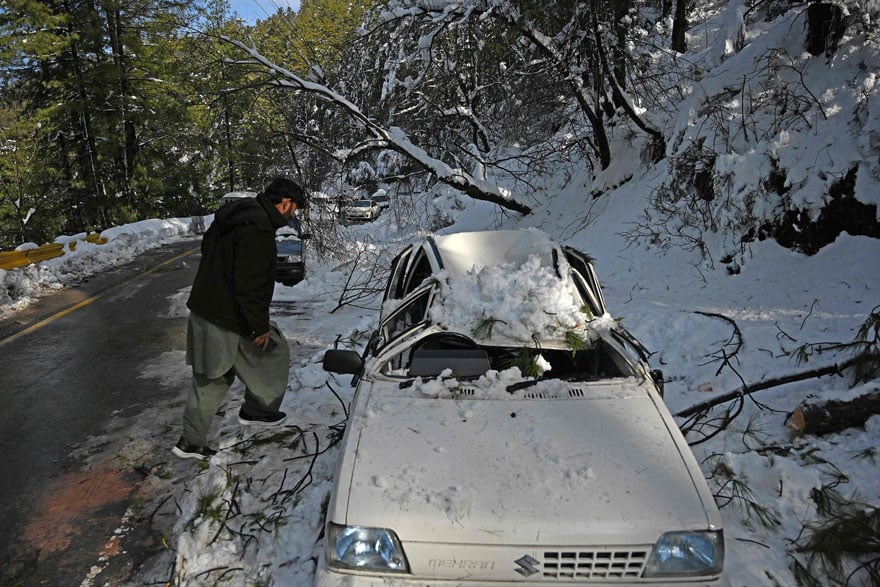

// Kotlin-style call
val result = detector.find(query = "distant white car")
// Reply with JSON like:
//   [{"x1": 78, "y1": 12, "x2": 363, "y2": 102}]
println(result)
[
  {"x1": 319, "y1": 229, "x2": 727, "y2": 586},
  {"x1": 343, "y1": 199, "x2": 380, "y2": 222},
  {"x1": 217, "y1": 190, "x2": 257, "y2": 207},
  {"x1": 370, "y1": 190, "x2": 390, "y2": 210}
]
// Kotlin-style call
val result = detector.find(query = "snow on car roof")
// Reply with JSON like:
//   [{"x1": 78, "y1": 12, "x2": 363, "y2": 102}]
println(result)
[
  {"x1": 428, "y1": 229, "x2": 612, "y2": 346},
  {"x1": 221, "y1": 191, "x2": 257, "y2": 199},
  {"x1": 432, "y1": 228, "x2": 555, "y2": 278}
]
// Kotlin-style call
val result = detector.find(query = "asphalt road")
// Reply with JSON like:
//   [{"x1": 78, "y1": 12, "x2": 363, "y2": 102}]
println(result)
[{"x1": 0, "y1": 238, "x2": 201, "y2": 586}]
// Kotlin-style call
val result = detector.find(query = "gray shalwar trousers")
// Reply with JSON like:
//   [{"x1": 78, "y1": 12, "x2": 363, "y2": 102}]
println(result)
[{"x1": 183, "y1": 311, "x2": 291, "y2": 445}]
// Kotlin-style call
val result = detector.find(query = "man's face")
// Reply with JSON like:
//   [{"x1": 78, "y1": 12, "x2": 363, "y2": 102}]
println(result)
[{"x1": 277, "y1": 198, "x2": 297, "y2": 219}]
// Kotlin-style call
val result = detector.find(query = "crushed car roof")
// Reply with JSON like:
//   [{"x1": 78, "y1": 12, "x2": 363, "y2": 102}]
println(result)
[
  {"x1": 433, "y1": 229, "x2": 556, "y2": 279},
  {"x1": 421, "y1": 229, "x2": 610, "y2": 346}
]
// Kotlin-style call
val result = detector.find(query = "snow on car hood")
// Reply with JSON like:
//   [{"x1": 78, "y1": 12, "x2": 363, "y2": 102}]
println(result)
[{"x1": 340, "y1": 378, "x2": 713, "y2": 546}]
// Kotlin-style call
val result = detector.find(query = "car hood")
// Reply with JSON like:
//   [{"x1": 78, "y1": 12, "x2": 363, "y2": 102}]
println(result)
[{"x1": 339, "y1": 379, "x2": 715, "y2": 546}]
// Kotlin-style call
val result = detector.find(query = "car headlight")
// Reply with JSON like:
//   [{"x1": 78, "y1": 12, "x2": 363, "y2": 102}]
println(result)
[
  {"x1": 644, "y1": 531, "x2": 724, "y2": 577},
  {"x1": 326, "y1": 523, "x2": 409, "y2": 573}
]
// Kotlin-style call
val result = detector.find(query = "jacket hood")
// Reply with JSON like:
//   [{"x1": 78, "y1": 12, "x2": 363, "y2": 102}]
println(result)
[{"x1": 215, "y1": 193, "x2": 286, "y2": 231}]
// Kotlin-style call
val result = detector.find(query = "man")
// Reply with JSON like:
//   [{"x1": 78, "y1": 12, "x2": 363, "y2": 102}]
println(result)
[
  {"x1": 189, "y1": 198, "x2": 207, "y2": 234},
  {"x1": 173, "y1": 177, "x2": 306, "y2": 460}
]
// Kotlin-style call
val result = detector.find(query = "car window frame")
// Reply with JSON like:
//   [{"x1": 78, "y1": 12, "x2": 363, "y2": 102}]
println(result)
[
  {"x1": 380, "y1": 283, "x2": 436, "y2": 347},
  {"x1": 563, "y1": 246, "x2": 607, "y2": 316},
  {"x1": 384, "y1": 245, "x2": 414, "y2": 303},
  {"x1": 399, "y1": 238, "x2": 444, "y2": 297}
]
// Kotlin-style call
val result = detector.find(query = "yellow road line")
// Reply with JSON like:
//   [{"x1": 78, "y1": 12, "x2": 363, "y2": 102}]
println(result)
[{"x1": 0, "y1": 245, "x2": 199, "y2": 348}]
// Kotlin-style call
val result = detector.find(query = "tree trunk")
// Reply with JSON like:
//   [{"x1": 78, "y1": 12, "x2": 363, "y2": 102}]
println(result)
[
  {"x1": 612, "y1": 0, "x2": 630, "y2": 92},
  {"x1": 671, "y1": 0, "x2": 687, "y2": 53},
  {"x1": 104, "y1": 1, "x2": 136, "y2": 208},
  {"x1": 63, "y1": 0, "x2": 108, "y2": 226},
  {"x1": 591, "y1": 10, "x2": 665, "y2": 157},
  {"x1": 786, "y1": 391, "x2": 880, "y2": 436},
  {"x1": 805, "y1": 2, "x2": 845, "y2": 56}
]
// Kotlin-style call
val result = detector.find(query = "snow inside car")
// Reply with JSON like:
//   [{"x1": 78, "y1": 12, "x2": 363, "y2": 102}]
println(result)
[{"x1": 320, "y1": 229, "x2": 727, "y2": 586}]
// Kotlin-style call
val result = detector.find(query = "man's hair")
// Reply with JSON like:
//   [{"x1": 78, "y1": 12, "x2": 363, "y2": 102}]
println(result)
[{"x1": 262, "y1": 177, "x2": 306, "y2": 207}]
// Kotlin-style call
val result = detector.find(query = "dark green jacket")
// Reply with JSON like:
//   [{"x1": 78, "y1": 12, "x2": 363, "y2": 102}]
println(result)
[{"x1": 187, "y1": 194, "x2": 286, "y2": 338}]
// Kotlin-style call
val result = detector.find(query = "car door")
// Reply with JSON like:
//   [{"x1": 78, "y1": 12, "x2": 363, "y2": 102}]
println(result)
[{"x1": 563, "y1": 246, "x2": 607, "y2": 317}]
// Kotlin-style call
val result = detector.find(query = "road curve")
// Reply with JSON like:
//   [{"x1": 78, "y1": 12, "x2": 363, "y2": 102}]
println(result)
[{"x1": 0, "y1": 238, "x2": 200, "y2": 586}]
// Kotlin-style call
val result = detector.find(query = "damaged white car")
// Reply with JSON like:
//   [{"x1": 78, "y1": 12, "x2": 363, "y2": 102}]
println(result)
[{"x1": 320, "y1": 229, "x2": 727, "y2": 586}]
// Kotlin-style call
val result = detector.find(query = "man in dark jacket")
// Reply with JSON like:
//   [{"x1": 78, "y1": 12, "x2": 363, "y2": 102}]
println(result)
[{"x1": 173, "y1": 177, "x2": 306, "y2": 460}]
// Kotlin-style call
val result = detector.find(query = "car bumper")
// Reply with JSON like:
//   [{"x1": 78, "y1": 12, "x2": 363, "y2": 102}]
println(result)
[
  {"x1": 317, "y1": 570, "x2": 730, "y2": 587},
  {"x1": 316, "y1": 561, "x2": 731, "y2": 587},
  {"x1": 276, "y1": 262, "x2": 304, "y2": 284}
]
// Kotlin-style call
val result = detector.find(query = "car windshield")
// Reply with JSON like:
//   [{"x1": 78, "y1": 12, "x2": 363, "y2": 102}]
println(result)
[
  {"x1": 380, "y1": 330, "x2": 634, "y2": 387},
  {"x1": 276, "y1": 240, "x2": 302, "y2": 255},
  {"x1": 352, "y1": 200, "x2": 372, "y2": 207}
]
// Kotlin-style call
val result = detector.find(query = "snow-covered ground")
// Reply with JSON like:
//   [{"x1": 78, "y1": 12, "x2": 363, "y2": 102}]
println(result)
[
  {"x1": 3, "y1": 186, "x2": 877, "y2": 587},
  {"x1": 1, "y1": 3, "x2": 878, "y2": 586}
]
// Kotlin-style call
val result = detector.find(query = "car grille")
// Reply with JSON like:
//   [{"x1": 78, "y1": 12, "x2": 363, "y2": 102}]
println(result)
[
  {"x1": 540, "y1": 548, "x2": 648, "y2": 580},
  {"x1": 455, "y1": 387, "x2": 589, "y2": 399}
]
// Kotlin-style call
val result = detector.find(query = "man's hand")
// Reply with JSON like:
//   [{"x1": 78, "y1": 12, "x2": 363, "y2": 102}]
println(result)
[{"x1": 253, "y1": 332, "x2": 271, "y2": 350}]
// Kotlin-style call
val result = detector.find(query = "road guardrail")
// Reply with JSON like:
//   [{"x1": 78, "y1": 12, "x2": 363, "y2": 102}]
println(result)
[{"x1": 0, "y1": 232, "x2": 108, "y2": 270}]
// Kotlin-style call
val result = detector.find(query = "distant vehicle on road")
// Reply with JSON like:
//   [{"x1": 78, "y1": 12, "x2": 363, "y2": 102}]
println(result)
[
  {"x1": 370, "y1": 190, "x2": 390, "y2": 210},
  {"x1": 215, "y1": 191, "x2": 309, "y2": 286},
  {"x1": 343, "y1": 199, "x2": 381, "y2": 222},
  {"x1": 275, "y1": 228, "x2": 306, "y2": 286},
  {"x1": 217, "y1": 190, "x2": 257, "y2": 208}
]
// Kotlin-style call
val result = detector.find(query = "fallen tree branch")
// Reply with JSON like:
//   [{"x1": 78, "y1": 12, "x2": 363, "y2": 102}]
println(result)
[
  {"x1": 695, "y1": 310, "x2": 745, "y2": 380},
  {"x1": 786, "y1": 390, "x2": 880, "y2": 436},
  {"x1": 676, "y1": 358, "x2": 856, "y2": 419},
  {"x1": 222, "y1": 37, "x2": 532, "y2": 215}
]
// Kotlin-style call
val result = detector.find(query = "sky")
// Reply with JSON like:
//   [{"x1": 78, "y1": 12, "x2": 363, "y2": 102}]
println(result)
[
  {"x1": 1, "y1": 2, "x2": 878, "y2": 586},
  {"x1": 229, "y1": 0, "x2": 300, "y2": 23}
]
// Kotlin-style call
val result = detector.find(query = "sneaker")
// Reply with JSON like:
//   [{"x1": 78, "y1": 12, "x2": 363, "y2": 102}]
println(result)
[
  {"x1": 238, "y1": 409, "x2": 287, "y2": 426},
  {"x1": 172, "y1": 437, "x2": 217, "y2": 460}
]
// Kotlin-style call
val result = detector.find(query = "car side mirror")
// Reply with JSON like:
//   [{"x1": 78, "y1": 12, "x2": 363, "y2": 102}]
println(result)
[{"x1": 323, "y1": 350, "x2": 363, "y2": 374}]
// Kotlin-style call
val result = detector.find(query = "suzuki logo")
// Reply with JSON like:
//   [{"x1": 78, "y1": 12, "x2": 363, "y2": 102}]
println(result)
[{"x1": 514, "y1": 554, "x2": 541, "y2": 577}]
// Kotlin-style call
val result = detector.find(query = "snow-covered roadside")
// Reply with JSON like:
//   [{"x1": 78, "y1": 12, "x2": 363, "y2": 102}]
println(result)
[
  {"x1": 3, "y1": 201, "x2": 878, "y2": 587},
  {"x1": 0, "y1": 217, "x2": 199, "y2": 316}
]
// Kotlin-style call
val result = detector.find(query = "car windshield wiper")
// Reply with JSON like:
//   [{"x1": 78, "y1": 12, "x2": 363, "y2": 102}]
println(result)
[
  {"x1": 506, "y1": 379, "x2": 540, "y2": 393},
  {"x1": 506, "y1": 372, "x2": 599, "y2": 394}
]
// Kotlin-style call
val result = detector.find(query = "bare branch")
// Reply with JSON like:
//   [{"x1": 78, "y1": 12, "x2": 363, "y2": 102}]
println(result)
[{"x1": 220, "y1": 37, "x2": 532, "y2": 215}]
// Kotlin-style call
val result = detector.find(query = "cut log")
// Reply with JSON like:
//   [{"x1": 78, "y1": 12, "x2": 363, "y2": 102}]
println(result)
[{"x1": 786, "y1": 390, "x2": 880, "y2": 436}]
